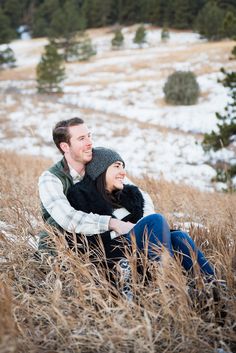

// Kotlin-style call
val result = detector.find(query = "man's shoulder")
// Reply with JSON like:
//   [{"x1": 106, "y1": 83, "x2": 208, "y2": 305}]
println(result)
[
  {"x1": 41, "y1": 158, "x2": 70, "y2": 177},
  {"x1": 39, "y1": 159, "x2": 65, "y2": 180},
  {"x1": 49, "y1": 158, "x2": 66, "y2": 172},
  {"x1": 38, "y1": 169, "x2": 60, "y2": 187}
]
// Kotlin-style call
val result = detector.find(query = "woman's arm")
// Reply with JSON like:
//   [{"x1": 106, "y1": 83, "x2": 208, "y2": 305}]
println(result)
[{"x1": 124, "y1": 176, "x2": 155, "y2": 216}]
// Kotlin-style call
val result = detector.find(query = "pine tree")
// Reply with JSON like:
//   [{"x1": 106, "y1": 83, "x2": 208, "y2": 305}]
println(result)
[
  {"x1": 202, "y1": 69, "x2": 236, "y2": 190},
  {"x1": 173, "y1": 0, "x2": 191, "y2": 29},
  {"x1": 161, "y1": 26, "x2": 170, "y2": 42},
  {"x1": 138, "y1": 0, "x2": 151, "y2": 23},
  {"x1": 216, "y1": 0, "x2": 236, "y2": 12},
  {"x1": 144, "y1": 0, "x2": 158, "y2": 24},
  {"x1": 133, "y1": 24, "x2": 146, "y2": 48},
  {"x1": 160, "y1": 0, "x2": 175, "y2": 27},
  {"x1": 119, "y1": 0, "x2": 140, "y2": 24},
  {"x1": 0, "y1": 46, "x2": 16, "y2": 69},
  {"x1": 2, "y1": 0, "x2": 24, "y2": 30},
  {"x1": 49, "y1": 0, "x2": 85, "y2": 39},
  {"x1": 36, "y1": 41, "x2": 65, "y2": 94},
  {"x1": 189, "y1": 0, "x2": 207, "y2": 20},
  {"x1": 0, "y1": 8, "x2": 16, "y2": 44},
  {"x1": 222, "y1": 11, "x2": 236, "y2": 38},
  {"x1": 111, "y1": 28, "x2": 124, "y2": 49},
  {"x1": 49, "y1": 0, "x2": 86, "y2": 61},
  {"x1": 81, "y1": 0, "x2": 112, "y2": 28},
  {"x1": 195, "y1": 1, "x2": 225, "y2": 40},
  {"x1": 147, "y1": 0, "x2": 170, "y2": 26},
  {"x1": 76, "y1": 35, "x2": 97, "y2": 61},
  {"x1": 32, "y1": 0, "x2": 60, "y2": 38},
  {"x1": 62, "y1": 33, "x2": 96, "y2": 62},
  {"x1": 231, "y1": 45, "x2": 236, "y2": 59}
]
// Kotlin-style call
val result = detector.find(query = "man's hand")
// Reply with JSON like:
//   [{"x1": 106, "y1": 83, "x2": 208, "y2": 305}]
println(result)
[{"x1": 109, "y1": 218, "x2": 135, "y2": 235}]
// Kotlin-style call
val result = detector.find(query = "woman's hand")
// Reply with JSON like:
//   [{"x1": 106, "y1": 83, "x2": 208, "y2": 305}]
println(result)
[{"x1": 109, "y1": 219, "x2": 135, "y2": 235}]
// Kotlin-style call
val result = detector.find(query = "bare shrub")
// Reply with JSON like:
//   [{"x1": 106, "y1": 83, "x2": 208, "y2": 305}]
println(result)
[{"x1": 163, "y1": 71, "x2": 200, "y2": 105}]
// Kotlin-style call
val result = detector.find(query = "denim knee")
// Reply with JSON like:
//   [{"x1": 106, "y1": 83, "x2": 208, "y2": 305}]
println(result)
[
  {"x1": 142, "y1": 213, "x2": 167, "y2": 226},
  {"x1": 171, "y1": 230, "x2": 195, "y2": 250}
]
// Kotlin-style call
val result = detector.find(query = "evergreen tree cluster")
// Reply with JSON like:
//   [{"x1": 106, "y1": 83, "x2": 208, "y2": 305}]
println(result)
[
  {"x1": 202, "y1": 69, "x2": 236, "y2": 190},
  {"x1": 195, "y1": 0, "x2": 236, "y2": 40},
  {"x1": 0, "y1": 0, "x2": 236, "y2": 43}
]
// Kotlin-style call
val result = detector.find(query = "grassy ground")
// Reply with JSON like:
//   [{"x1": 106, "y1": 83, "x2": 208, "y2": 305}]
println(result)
[{"x1": 0, "y1": 150, "x2": 235, "y2": 353}]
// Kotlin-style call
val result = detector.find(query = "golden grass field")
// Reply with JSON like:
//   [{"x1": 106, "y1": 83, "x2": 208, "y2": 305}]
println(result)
[{"x1": 0, "y1": 150, "x2": 235, "y2": 353}]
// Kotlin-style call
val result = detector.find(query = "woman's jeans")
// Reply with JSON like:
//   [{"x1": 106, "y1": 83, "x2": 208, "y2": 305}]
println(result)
[{"x1": 124, "y1": 214, "x2": 214, "y2": 276}]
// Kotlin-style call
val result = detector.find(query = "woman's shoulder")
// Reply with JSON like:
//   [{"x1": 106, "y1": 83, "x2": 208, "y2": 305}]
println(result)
[
  {"x1": 119, "y1": 184, "x2": 144, "y2": 207},
  {"x1": 123, "y1": 184, "x2": 143, "y2": 197}
]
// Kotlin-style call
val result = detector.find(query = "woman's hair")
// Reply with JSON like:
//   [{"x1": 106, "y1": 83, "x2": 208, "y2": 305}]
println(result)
[{"x1": 95, "y1": 170, "x2": 122, "y2": 208}]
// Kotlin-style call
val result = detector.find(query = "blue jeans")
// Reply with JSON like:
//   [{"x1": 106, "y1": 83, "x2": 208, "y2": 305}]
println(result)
[{"x1": 124, "y1": 214, "x2": 214, "y2": 276}]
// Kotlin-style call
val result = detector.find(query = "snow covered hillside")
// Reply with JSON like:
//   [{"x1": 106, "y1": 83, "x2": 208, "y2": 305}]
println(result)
[{"x1": 0, "y1": 25, "x2": 235, "y2": 191}]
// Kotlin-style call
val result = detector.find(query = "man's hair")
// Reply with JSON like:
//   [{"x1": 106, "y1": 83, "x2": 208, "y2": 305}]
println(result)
[{"x1": 53, "y1": 117, "x2": 84, "y2": 154}]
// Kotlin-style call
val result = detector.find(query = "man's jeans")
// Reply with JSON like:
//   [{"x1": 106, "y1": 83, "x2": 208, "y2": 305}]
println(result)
[{"x1": 124, "y1": 214, "x2": 214, "y2": 276}]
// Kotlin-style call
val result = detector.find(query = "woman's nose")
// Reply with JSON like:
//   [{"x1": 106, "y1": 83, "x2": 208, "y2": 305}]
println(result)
[{"x1": 120, "y1": 167, "x2": 126, "y2": 176}]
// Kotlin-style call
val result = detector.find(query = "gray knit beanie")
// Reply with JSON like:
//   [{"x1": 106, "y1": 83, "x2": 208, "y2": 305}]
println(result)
[{"x1": 86, "y1": 147, "x2": 125, "y2": 180}]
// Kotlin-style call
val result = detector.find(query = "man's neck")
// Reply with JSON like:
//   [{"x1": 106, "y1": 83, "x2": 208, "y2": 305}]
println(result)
[{"x1": 64, "y1": 156, "x2": 85, "y2": 175}]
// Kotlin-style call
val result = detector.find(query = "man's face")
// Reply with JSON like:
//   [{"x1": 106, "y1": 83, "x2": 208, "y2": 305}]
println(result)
[{"x1": 61, "y1": 124, "x2": 93, "y2": 164}]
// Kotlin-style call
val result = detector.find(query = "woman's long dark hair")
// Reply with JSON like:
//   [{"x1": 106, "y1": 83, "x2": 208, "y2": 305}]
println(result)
[{"x1": 95, "y1": 170, "x2": 122, "y2": 208}]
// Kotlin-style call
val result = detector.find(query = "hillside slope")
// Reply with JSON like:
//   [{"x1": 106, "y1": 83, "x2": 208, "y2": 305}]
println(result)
[{"x1": 0, "y1": 26, "x2": 235, "y2": 190}]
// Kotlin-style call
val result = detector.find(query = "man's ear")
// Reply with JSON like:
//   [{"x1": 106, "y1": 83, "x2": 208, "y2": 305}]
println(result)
[{"x1": 60, "y1": 142, "x2": 69, "y2": 153}]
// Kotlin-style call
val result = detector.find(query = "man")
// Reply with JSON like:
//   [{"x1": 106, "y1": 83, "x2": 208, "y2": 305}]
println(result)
[
  {"x1": 38, "y1": 117, "x2": 153, "y2": 249},
  {"x1": 38, "y1": 117, "x2": 156, "y2": 301}
]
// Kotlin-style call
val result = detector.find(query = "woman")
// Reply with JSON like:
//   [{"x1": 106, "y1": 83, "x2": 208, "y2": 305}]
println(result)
[{"x1": 67, "y1": 147, "x2": 215, "y2": 279}]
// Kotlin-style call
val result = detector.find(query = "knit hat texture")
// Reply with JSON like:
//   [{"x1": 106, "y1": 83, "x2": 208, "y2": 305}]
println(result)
[{"x1": 86, "y1": 147, "x2": 125, "y2": 180}]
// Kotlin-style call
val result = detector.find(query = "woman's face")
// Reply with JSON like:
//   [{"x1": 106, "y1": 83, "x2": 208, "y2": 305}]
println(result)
[{"x1": 105, "y1": 161, "x2": 126, "y2": 192}]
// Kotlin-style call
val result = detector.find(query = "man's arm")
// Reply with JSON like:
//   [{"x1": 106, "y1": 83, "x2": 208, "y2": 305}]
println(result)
[
  {"x1": 109, "y1": 218, "x2": 134, "y2": 235},
  {"x1": 39, "y1": 171, "x2": 111, "y2": 235}
]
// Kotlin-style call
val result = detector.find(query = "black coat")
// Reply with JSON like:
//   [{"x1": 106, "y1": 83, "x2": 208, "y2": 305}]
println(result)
[
  {"x1": 67, "y1": 174, "x2": 144, "y2": 223},
  {"x1": 67, "y1": 174, "x2": 144, "y2": 262}
]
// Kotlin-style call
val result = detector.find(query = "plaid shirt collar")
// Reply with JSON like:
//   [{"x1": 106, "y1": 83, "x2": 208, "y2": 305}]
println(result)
[{"x1": 68, "y1": 163, "x2": 84, "y2": 183}]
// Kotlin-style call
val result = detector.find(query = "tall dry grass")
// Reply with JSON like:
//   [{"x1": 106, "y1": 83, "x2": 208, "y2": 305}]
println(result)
[{"x1": 0, "y1": 150, "x2": 235, "y2": 353}]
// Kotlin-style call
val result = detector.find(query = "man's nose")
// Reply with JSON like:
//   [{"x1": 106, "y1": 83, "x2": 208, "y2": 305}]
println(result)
[{"x1": 86, "y1": 136, "x2": 93, "y2": 145}]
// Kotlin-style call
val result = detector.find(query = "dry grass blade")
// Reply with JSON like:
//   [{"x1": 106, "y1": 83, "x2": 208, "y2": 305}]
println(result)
[{"x1": 0, "y1": 150, "x2": 236, "y2": 353}]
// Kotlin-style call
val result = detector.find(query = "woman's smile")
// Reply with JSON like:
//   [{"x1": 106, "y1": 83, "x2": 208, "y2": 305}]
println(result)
[{"x1": 105, "y1": 161, "x2": 126, "y2": 192}]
